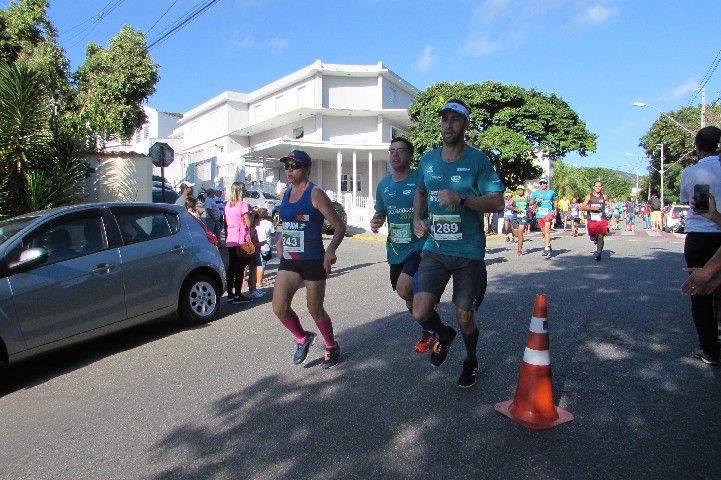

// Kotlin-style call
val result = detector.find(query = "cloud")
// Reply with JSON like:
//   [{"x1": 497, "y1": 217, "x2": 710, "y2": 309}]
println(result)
[
  {"x1": 460, "y1": 1, "x2": 620, "y2": 57},
  {"x1": 229, "y1": 32, "x2": 288, "y2": 54},
  {"x1": 656, "y1": 77, "x2": 699, "y2": 102},
  {"x1": 572, "y1": 4, "x2": 619, "y2": 26},
  {"x1": 416, "y1": 45, "x2": 436, "y2": 72}
]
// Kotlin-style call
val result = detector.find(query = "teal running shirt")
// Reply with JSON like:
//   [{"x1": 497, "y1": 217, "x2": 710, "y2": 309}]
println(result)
[
  {"x1": 375, "y1": 169, "x2": 426, "y2": 264},
  {"x1": 417, "y1": 146, "x2": 505, "y2": 260},
  {"x1": 530, "y1": 189, "x2": 557, "y2": 218}
]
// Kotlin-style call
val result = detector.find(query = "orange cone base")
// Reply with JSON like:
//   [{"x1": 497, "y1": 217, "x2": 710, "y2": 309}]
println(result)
[{"x1": 494, "y1": 400, "x2": 574, "y2": 430}]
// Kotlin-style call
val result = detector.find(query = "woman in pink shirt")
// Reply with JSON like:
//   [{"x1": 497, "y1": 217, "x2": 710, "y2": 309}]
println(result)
[{"x1": 225, "y1": 182, "x2": 254, "y2": 303}]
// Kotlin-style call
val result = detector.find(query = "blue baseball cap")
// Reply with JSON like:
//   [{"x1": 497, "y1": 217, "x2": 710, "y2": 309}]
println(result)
[
  {"x1": 280, "y1": 150, "x2": 312, "y2": 166},
  {"x1": 439, "y1": 101, "x2": 470, "y2": 119}
]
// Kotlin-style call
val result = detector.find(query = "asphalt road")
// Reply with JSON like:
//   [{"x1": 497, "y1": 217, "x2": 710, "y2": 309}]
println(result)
[{"x1": 1, "y1": 228, "x2": 720, "y2": 480}]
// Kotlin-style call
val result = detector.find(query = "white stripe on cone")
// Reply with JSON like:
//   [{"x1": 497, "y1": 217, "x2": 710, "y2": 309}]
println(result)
[
  {"x1": 523, "y1": 347, "x2": 550, "y2": 366},
  {"x1": 529, "y1": 316, "x2": 548, "y2": 334}
]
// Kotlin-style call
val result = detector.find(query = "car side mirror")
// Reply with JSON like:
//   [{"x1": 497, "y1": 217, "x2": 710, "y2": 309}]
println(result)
[{"x1": 8, "y1": 247, "x2": 48, "y2": 273}]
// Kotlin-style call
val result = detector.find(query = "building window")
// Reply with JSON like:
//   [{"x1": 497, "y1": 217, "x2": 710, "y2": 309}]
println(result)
[
  {"x1": 341, "y1": 174, "x2": 361, "y2": 192},
  {"x1": 143, "y1": 125, "x2": 150, "y2": 140},
  {"x1": 292, "y1": 126, "x2": 304, "y2": 139}
]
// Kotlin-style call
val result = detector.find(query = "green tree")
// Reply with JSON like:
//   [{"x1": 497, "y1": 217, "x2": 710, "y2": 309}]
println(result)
[
  {"x1": 73, "y1": 25, "x2": 159, "y2": 144},
  {"x1": 639, "y1": 103, "x2": 721, "y2": 200},
  {"x1": 408, "y1": 81, "x2": 597, "y2": 186}
]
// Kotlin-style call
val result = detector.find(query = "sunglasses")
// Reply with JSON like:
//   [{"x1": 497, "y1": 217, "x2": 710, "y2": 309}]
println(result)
[{"x1": 283, "y1": 161, "x2": 305, "y2": 171}]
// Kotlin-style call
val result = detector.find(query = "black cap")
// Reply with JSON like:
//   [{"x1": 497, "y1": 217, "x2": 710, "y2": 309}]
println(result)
[{"x1": 280, "y1": 150, "x2": 312, "y2": 166}]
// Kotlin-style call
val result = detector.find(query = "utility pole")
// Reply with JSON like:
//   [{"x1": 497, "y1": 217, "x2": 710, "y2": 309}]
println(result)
[
  {"x1": 700, "y1": 85, "x2": 706, "y2": 128},
  {"x1": 657, "y1": 142, "x2": 665, "y2": 210}
]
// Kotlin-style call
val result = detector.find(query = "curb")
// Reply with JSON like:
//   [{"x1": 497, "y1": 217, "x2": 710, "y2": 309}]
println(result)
[{"x1": 350, "y1": 234, "x2": 386, "y2": 243}]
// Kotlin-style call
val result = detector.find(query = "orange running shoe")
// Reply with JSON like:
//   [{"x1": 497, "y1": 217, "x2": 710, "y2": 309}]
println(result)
[{"x1": 414, "y1": 331, "x2": 436, "y2": 353}]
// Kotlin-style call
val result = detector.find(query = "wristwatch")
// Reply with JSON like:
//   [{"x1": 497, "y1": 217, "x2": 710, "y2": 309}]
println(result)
[{"x1": 459, "y1": 194, "x2": 467, "y2": 207}]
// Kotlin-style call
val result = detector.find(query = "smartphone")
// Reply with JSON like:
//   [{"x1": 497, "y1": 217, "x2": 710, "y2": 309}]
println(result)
[{"x1": 694, "y1": 184, "x2": 710, "y2": 213}]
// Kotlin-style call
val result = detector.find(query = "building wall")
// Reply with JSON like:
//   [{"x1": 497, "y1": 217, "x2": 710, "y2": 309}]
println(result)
[
  {"x1": 156, "y1": 113, "x2": 180, "y2": 138},
  {"x1": 84, "y1": 154, "x2": 152, "y2": 203},
  {"x1": 382, "y1": 78, "x2": 414, "y2": 110},
  {"x1": 322, "y1": 116, "x2": 378, "y2": 144},
  {"x1": 250, "y1": 116, "x2": 319, "y2": 145},
  {"x1": 249, "y1": 77, "x2": 316, "y2": 125},
  {"x1": 322, "y1": 76, "x2": 378, "y2": 110}
]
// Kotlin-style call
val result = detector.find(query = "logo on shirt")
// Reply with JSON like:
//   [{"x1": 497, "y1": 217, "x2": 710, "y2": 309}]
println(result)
[
  {"x1": 457, "y1": 168, "x2": 471, "y2": 172},
  {"x1": 431, "y1": 175, "x2": 443, "y2": 180},
  {"x1": 451, "y1": 175, "x2": 461, "y2": 182},
  {"x1": 403, "y1": 189, "x2": 413, "y2": 195},
  {"x1": 296, "y1": 214, "x2": 310, "y2": 222},
  {"x1": 426, "y1": 166, "x2": 434, "y2": 173}
]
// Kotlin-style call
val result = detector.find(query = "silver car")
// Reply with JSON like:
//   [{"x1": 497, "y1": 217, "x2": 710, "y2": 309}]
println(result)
[
  {"x1": 245, "y1": 189, "x2": 280, "y2": 222},
  {"x1": 0, "y1": 203, "x2": 226, "y2": 367}
]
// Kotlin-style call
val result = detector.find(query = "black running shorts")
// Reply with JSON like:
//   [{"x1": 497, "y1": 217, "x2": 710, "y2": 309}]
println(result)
[
  {"x1": 389, "y1": 250, "x2": 422, "y2": 291},
  {"x1": 416, "y1": 250, "x2": 487, "y2": 311},
  {"x1": 278, "y1": 258, "x2": 327, "y2": 281}
]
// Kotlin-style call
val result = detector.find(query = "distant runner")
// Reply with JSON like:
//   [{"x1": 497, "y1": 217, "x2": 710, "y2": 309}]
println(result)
[
  {"x1": 530, "y1": 178, "x2": 557, "y2": 258},
  {"x1": 503, "y1": 192, "x2": 515, "y2": 243},
  {"x1": 569, "y1": 197, "x2": 581, "y2": 237},
  {"x1": 512, "y1": 186, "x2": 529, "y2": 256},
  {"x1": 371, "y1": 137, "x2": 435, "y2": 353},
  {"x1": 412, "y1": 99, "x2": 505, "y2": 388},
  {"x1": 581, "y1": 180, "x2": 609, "y2": 261}
]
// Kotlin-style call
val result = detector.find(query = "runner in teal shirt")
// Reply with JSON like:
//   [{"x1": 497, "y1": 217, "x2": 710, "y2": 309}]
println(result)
[
  {"x1": 375, "y1": 169, "x2": 425, "y2": 264},
  {"x1": 529, "y1": 179, "x2": 557, "y2": 257},
  {"x1": 371, "y1": 137, "x2": 435, "y2": 353}
]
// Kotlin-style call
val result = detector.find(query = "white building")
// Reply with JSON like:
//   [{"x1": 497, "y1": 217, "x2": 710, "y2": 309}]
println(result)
[
  {"x1": 172, "y1": 60, "x2": 418, "y2": 227},
  {"x1": 105, "y1": 106, "x2": 184, "y2": 184}
]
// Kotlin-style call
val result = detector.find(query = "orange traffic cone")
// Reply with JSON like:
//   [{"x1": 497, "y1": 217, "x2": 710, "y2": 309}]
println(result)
[{"x1": 494, "y1": 294, "x2": 573, "y2": 430}]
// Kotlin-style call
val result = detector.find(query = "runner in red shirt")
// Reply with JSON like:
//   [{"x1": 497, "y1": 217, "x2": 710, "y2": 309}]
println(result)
[{"x1": 581, "y1": 181, "x2": 609, "y2": 261}]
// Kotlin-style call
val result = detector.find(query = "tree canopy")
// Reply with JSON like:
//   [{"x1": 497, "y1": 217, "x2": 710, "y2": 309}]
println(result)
[
  {"x1": 408, "y1": 81, "x2": 597, "y2": 187},
  {"x1": 551, "y1": 160, "x2": 636, "y2": 200},
  {"x1": 639, "y1": 104, "x2": 721, "y2": 200}
]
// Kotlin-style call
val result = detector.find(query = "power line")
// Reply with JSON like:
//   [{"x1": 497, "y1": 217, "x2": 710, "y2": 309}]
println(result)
[
  {"x1": 146, "y1": 0, "x2": 180, "y2": 35},
  {"x1": 686, "y1": 48, "x2": 721, "y2": 107},
  {"x1": 146, "y1": 0, "x2": 221, "y2": 51},
  {"x1": 65, "y1": 0, "x2": 130, "y2": 49}
]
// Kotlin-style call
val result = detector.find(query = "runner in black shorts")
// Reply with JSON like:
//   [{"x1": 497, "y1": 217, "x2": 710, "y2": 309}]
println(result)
[
  {"x1": 412, "y1": 99, "x2": 505, "y2": 388},
  {"x1": 371, "y1": 137, "x2": 434, "y2": 352}
]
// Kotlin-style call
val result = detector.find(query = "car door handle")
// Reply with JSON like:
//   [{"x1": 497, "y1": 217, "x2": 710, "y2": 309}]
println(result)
[
  {"x1": 171, "y1": 245, "x2": 185, "y2": 254},
  {"x1": 91, "y1": 263, "x2": 112, "y2": 274}
]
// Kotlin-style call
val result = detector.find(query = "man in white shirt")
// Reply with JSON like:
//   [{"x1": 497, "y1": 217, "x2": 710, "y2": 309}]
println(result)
[
  {"x1": 679, "y1": 126, "x2": 721, "y2": 365},
  {"x1": 175, "y1": 181, "x2": 194, "y2": 206},
  {"x1": 204, "y1": 188, "x2": 222, "y2": 237}
]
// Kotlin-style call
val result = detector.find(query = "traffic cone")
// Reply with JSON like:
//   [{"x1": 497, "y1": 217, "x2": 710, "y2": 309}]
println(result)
[{"x1": 494, "y1": 294, "x2": 573, "y2": 430}]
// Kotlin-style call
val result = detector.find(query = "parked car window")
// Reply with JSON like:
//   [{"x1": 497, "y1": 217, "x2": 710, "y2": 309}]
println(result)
[
  {"x1": 165, "y1": 213, "x2": 180, "y2": 234},
  {"x1": 0, "y1": 215, "x2": 38, "y2": 245},
  {"x1": 246, "y1": 190, "x2": 260, "y2": 199},
  {"x1": 115, "y1": 212, "x2": 171, "y2": 244},
  {"x1": 22, "y1": 216, "x2": 106, "y2": 265},
  {"x1": 262, "y1": 192, "x2": 279, "y2": 200}
]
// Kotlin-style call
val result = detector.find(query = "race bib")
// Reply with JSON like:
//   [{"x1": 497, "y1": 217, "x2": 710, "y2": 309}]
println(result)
[
  {"x1": 389, "y1": 223, "x2": 412, "y2": 244},
  {"x1": 517, "y1": 209, "x2": 526, "y2": 217},
  {"x1": 537, "y1": 207, "x2": 550, "y2": 216},
  {"x1": 590, "y1": 212, "x2": 602, "y2": 222},
  {"x1": 282, "y1": 230, "x2": 304, "y2": 252},
  {"x1": 571, "y1": 208, "x2": 579, "y2": 216},
  {"x1": 433, "y1": 215, "x2": 462, "y2": 241}
]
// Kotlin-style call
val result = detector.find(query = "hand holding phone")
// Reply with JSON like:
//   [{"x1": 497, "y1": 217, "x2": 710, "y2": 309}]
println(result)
[{"x1": 694, "y1": 184, "x2": 710, "y2": 213}]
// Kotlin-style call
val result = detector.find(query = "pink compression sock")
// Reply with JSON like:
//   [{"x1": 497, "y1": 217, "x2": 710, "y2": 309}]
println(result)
[
  {"x1": 280, "y1": 309, "x2": 306, "y2": 344},
  {"x1": 314, "y1": 314, "x2": 336, "y2": 349}
]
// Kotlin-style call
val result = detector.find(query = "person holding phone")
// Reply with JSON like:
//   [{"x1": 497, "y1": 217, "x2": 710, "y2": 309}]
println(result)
[{"x1": 679, "y1": 126, "x2": 721, "y2": 365}]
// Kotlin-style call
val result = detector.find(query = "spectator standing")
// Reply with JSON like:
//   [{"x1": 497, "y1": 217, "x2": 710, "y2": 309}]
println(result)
[
  {"x1": 650, "y1": 193, "x2": 662, "y2": 230},
  {"x1": 204, "y1": 188, "x2": 222, "y2": 238},
  {"x1": 256, "y1": 208, "x2": 275, "y2": 289},
  {"x1": 225, "y1": 182, "x2": 253, "y2": 304},
  {"x1": 175, "y1": 181, "x2": 194, "y2": 206},
  {"x1": 679, "y1": 126, "x2": 721, "y2": 365}
]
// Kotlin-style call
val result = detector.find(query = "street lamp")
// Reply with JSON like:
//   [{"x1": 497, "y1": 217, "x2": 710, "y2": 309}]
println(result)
[{"x1": 632, "y1": 102, "x2": 696, "y2": 136}]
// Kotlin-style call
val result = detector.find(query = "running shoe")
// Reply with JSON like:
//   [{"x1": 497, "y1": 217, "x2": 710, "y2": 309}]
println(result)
[
  {"x1": 594, "y1": 252, "x2": 602, "y2": 262},
  {"x1": 693, "y1": 349, "x2": 719, "y2": 365},
  {"x1": 457, "y1": 359, "x2": 478, "y2": 388},
  {"x1": 414, "y1": 331, "x2": 436, "y2": 353},
  {"x1": 430, "y1": 326, "x2": 457, "y2": 367},
  {"x1": 517, "y1": 250, "x2": 523, "y2": 257},
  {"x1": 249, "y1": 290, "x2": 265, "y2": 298},
  {"x1": 293, "y1": 331, "x2": 316, "y2": 365},
  {"x1": 541, "y1": 249, "x2": 548, "y2": 257},
  {"x1": 322, "y1": 343, "x2": 341, "y2": 369},
  {"x1": 232, "y1": 294, "x2": 252, "y2": 304}
]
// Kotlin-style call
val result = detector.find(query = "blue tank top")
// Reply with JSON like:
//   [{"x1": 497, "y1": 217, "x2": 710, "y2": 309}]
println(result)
[{"x1": 279, "y1": 182, "x2": 325, "y2": 260}]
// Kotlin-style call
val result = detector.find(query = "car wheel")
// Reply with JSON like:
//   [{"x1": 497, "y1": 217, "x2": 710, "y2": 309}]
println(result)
[{"x1": 179, "y1": 274, "x2": 220, "y2": 324}]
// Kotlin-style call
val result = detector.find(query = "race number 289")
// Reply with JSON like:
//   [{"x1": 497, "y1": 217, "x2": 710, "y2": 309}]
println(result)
[{"x1": 433, "y1": 215, "x2": 462, "y2": 241}]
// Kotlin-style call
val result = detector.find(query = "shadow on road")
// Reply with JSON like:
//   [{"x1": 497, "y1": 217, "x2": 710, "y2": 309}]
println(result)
[{"x1": 144, "y1": 247, "x2": 721, "y2": 479}]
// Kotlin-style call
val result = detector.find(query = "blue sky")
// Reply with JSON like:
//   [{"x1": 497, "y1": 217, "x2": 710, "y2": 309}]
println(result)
[{"x1": 38, "y1": 0, "x2": 721, "y2": 173}]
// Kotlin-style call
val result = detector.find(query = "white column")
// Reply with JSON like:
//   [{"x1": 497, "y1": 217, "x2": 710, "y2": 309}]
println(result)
[
  {"x1": 368, "y1": 151, "x2": 373, "y2": 201},
  {"x1": 336, "y1": 151, "x2": 342, "y2": 199},
  {"x1": 352, "y1": 150, "x2": 357, "y2": 203},
  {"x1": 318, "y1": 157, "x2": 324, "y2": 189}
]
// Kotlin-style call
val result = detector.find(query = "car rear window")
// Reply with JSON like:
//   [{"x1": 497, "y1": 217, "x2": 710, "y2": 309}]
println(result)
[{"x1": 115, "y1": 212, "x2": 173, "y2": 244}]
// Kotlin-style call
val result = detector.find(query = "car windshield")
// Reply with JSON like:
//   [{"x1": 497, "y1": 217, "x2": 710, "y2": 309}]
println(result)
[
  {"x1": 262, "y1": 192, "x2": 279, "y2": 200},
  {"x1": 0, "y1": 216, "x2": 38, "y2": 244}
]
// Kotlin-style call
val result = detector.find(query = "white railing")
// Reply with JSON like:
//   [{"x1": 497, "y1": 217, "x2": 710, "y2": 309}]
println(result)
[{"x1": 323, "y1": 191, "x2": 387, "y2": 234}]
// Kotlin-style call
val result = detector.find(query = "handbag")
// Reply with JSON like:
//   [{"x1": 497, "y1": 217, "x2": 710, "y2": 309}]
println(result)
[{"x1": 234, "y1": 220, "x2": 255, "y2": 257}]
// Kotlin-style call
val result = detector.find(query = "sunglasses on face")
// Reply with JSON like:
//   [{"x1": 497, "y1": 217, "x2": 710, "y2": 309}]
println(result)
[{"x1": 283, "y1": 161, "x2": 304, "y2": 171}]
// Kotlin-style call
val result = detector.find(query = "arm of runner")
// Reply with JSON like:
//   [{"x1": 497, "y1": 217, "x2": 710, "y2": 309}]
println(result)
[
  {"x1": 438, "y1": 190, "x2": 503, "y2": 213},
  {"x1": 312, "y1": 187, "x2": 346, "y2": 273},
  {"x1": 413, "y1": 187, "x2": 429, "y2": 238},
  {"x1": 371, "y1": 182, "x2": 386, "y2": 233}
]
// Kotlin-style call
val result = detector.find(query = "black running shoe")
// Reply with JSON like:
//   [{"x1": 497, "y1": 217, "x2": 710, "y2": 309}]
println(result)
[
  {"x1": 430, "y1": 326, "x2": 457, "y2": 367},
  {"x1": 322, "y1": 343, "x2": 341, "y2": 369},
  {"x1": 457, "y1": 359, "x2": 478, "y2": 388},
  {"x1": 594, "y1": 252, "x2": 602, "y2": 262},
  {"x1": 693, "y1": 348, "x2": 719, "y2": 365},
  {"x1": 293, "y1": 331, "x2": 316, "y2": 365}
]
